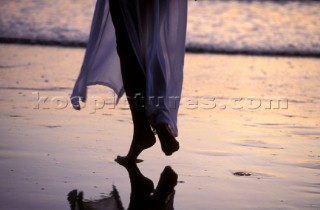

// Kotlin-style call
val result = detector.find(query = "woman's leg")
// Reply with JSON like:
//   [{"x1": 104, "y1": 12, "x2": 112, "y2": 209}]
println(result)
[
  {"x1": 109, "y1": 0, "x2": 155, "y2": 163},
  {"x1": 110, "y1": 0, "x2": 180, "y2": 158}
]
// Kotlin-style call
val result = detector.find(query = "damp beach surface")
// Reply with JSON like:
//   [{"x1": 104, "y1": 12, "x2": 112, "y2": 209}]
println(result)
[{"x1": 0, "y1": 44, "x2": 319, "y2": 210}]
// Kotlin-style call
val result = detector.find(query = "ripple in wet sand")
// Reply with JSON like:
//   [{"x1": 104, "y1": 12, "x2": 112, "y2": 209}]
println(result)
[
  {"x1": 42, "y1": 125, "x2": 62, "y2": 128},
  {"x1": 233, "y1": 139, "x2": 284, "y2": 150},
  {"x1": 193, "y1": 149, "x2": 234, "y2": 157},
  {"x1": 10, "y1": 115, "x2": 22, "y2": 118},
  {"x1": 296, "y1": 160, "x2": 320, "y2": 170},
  {"x1": 233, "y1": 172, "x2": 251, "y2": 176},
  {"x1": 232, "y1": 170, "x2": 276, "y2": 179}
]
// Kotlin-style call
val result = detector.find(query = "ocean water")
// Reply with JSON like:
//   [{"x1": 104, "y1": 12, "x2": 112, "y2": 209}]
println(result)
[{"x1": 0, "y1": 0, "x2": 320, "y2": 55}]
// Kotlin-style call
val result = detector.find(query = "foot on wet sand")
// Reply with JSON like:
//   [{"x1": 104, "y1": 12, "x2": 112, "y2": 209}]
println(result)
[
  {"x1": 115, "y1": 131, "x2": 156, "y2": 165},
  {"x1": 115, "y1": 156, "x2": 144, "y2": 165},
  {"x1": 155, "y1": 124, "x2": 179, "y2": 156}
]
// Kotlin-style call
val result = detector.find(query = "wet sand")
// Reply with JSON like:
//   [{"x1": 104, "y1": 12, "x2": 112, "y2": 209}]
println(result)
[{"x1": 0, "y1": 44, "x2": 319, "y2": 209}]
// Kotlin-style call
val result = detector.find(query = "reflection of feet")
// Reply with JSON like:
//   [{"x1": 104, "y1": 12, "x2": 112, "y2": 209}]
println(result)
[
  {"x1": 115, "y1": 131, "x2": 156, "y2": 165},
  {"x1": 156, "y1": 124, "x2": 180, "y2": 156},
  {"x1": 120, "y1": 162, "x2": 155, "y2": 210},
  {"x1": 151, "y1": 166, "x2": 178, "y2": 209}
]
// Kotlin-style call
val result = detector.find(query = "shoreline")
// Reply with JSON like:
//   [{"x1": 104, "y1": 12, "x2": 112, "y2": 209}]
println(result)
[{"x1": 1, "y1": 38, "x2": 320, "y2": 58}]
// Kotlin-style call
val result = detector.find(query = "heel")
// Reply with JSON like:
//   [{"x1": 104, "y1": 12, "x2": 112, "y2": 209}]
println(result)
[{"x1": 155, "y1": 124, "x2": 179, "y2": 156}]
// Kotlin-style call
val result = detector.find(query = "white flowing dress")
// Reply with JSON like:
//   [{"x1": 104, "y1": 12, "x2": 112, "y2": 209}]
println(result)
[{"x1": 71, "y1": 0, "x2": 188, "y2": 136}]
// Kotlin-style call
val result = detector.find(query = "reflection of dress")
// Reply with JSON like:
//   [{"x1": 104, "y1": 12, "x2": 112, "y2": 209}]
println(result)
[{"x1": 71, "y1": 0, "x2": 188, "y2": 136}]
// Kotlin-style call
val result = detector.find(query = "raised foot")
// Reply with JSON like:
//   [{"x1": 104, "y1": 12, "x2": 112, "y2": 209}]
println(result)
[{"x1": 155, "y1": 124, "x2": 180, "y2": 156}]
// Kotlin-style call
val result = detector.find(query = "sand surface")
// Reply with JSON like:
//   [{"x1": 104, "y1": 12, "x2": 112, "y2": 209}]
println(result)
[{"x1": 0, "y1": 44, "x2": 319, "y2": 209}]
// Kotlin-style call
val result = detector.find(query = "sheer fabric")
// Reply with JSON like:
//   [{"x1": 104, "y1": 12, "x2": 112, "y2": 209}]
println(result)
[{"x1": 71, "y1": 0, "x2": 188, "y2": 136}]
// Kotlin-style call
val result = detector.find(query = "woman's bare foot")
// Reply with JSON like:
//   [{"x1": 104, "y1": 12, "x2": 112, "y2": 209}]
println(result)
[
  {"x1": 115, "y1": 130, "x2": 156, "y2": 165},
  {"x1": 155, "y1": 124, "x2": 179, "y2": 156}
]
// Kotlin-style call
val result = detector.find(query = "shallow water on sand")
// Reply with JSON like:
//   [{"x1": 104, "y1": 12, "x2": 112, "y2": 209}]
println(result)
[{"x1": 0, "y1": 44, "x2": 319, "y2": 209}]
